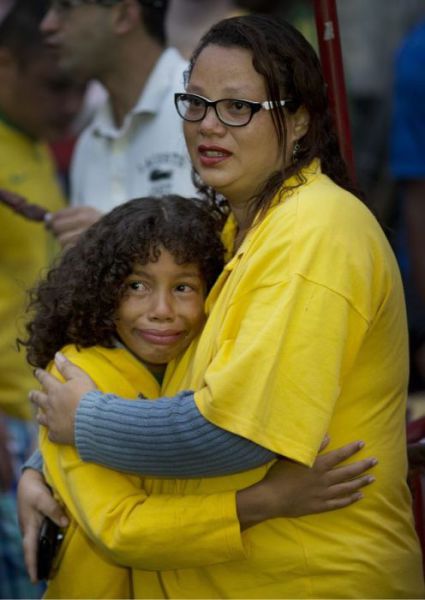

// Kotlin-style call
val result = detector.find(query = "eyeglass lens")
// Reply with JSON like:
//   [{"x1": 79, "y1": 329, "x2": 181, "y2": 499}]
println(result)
[{"x1": 176, "y1": 94, "x2": 255, "y2": 126}]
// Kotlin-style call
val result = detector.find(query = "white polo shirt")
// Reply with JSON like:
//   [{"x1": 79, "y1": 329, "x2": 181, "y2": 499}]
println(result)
[{"x1": 70, "y1": 48, "x2": 196, "y2": 211}]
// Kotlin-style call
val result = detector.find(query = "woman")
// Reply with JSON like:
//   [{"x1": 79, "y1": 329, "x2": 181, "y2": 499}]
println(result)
[
  {"x1": 27, "y1": 15, "x2": 423, "y2": 598},
  {"x1": 23, "y1": 196, "x2": 373, "y2": 598}
]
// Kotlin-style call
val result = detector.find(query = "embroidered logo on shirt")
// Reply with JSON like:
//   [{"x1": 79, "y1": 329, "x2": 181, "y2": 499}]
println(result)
[{"x1": 149, "y1": 169, "x2": 172, "y2": 181}]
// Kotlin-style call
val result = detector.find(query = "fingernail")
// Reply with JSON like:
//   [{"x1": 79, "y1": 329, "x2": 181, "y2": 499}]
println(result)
[
  {"x1": 60, "y1": 516, "x2": 69, "y2": 527},
  {"x1": 55, "y1": 351, "x2": 66, "y2": 365},
  {"x1": 34, "y1": 369, "x2": 41, "y2": 379},
  {"x1": 370, "y1": 458, "x2": 378, "y2": 466},
  {"x1": 366, "y1": 475, "x2": 375, "y2": 483},
  {"x1": 357, "y1": 441, "x2": 365, "y2": 449}
]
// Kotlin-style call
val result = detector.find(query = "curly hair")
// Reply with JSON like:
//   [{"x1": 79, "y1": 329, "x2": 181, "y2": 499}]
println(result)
[
  {"x1": 21, "y1": 195, "x2": 225, "y2": 368},
  {"x1": 185, "y1": 14, "x2": 364, "y2": 226}
]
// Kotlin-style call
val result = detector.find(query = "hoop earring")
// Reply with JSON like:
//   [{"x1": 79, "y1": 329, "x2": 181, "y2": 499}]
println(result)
[{"x1": 292, "y1": 142, "x2": 301, "y2": 162}]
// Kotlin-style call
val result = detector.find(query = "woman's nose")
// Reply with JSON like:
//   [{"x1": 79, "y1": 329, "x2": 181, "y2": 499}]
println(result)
[{"x1": 199, "y1": 106, "x2": 226, "y2": 135}]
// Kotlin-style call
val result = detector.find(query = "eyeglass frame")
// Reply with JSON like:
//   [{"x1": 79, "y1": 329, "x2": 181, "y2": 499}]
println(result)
[{"x1": 174, "y1": 92, "x2": 295, "y2": 128}]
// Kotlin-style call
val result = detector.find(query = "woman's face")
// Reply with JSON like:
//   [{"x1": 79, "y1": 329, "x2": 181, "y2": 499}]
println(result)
[{"x1": 183, "y1": 44, "x2": 296, "y2": 206}]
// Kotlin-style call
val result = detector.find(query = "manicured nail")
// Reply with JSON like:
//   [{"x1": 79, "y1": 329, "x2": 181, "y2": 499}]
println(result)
[
  {"x1": 55, "y1": 352, "x2": 66, "y2": 365},
  {"x1": 366, "y1": 475, "x2": 375, "y2": 483},
  {"x1": 370, "y1": 458, "x2": 378, "y2": 466}
]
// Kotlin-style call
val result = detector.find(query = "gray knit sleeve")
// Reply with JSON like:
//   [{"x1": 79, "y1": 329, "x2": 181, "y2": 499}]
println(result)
[
  {"x1": 76, "y1": 390, "x2": 275, "y2": 477},
  {"x1": 22, "y1": 448, "x2": 43, "y2": 472}
]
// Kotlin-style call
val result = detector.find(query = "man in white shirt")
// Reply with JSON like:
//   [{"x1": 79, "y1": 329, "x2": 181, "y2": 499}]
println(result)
[{"x1": 42, "y1": 0, "x2": 195, "y2": 248}]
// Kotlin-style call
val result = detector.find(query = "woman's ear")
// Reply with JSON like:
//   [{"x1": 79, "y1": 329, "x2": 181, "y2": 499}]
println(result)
[{"x1": 292, "y1": 105, "x2": 310, "y2": 139}]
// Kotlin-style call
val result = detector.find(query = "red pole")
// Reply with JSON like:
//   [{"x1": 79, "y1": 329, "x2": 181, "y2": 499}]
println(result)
[{"x1": 313, "y1": 0, "x2": 356, "y2": 181}]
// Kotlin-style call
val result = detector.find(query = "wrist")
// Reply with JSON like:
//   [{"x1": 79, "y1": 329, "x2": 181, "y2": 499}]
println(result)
[{"x1": 236, "y1": 480, "x2": 274, "y2": 531}]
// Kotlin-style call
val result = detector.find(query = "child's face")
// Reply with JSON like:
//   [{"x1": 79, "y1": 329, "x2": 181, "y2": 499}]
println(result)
[{"x1": 115, "y1": 247, "x2": 206, "y2": 375}]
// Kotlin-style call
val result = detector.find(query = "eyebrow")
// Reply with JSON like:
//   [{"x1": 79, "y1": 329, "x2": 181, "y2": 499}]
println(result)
[
  {"x1": 130, "y1": 267, "x2": 203, "y2": 279},
  {"x1": 185, "y1": 84, "x2": 258, "y2": 99}
]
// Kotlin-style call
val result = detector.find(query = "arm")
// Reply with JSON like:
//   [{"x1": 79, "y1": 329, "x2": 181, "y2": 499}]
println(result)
[
  {"x1": 41, "y1": 415, "x2": 375, "y2": 571},
  {"x1": 32, "y1": 357, "x2": 276, "y2": 477},
  {"x1": 76, "y1": 391, "x2": 275, "y2": 476}
]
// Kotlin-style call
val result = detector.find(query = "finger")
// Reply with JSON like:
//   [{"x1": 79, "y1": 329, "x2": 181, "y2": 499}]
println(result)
[
  {"x1": 327, "y1": 457, "x2": 378, "y2": 485},
  {"x1": 323, "y1": 492, "x2": 364, "y2": 512},
  {"x1": 54, "y1": 351, "x2": 87, "y2": 380},
  {"x1": 325, "y1": 474, "x2": 375, "y2": 499},
  {"x1": 36, "y1": 410, "x2": 48, "y2": 427},
  {"x1": 33, "y1": 368, "x2": 62, "y2": 393},
  {"x1": 38, "y1": 493, "x2": 69, "y2": 529},
  {"x1": 22, "y1": 522, "x2": 40, "y2": 583},
  {"x1": 57, "y1": 229, "x2": 83, "y2": 248},
  {"x1": 318, "y1": 440, "x2": 366, "y2": 469},
  {"x1": 29, "y1": 389, "x2": 48, "y2": 411}
]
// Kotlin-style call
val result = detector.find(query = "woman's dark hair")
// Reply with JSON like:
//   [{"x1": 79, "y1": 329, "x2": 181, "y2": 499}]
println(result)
[
  {"x1": 186, "y1": 14, "x2": 362, "y2": 224},
  {"x1": 21, "y1": 195, "x2": 224, "y2": 368}
]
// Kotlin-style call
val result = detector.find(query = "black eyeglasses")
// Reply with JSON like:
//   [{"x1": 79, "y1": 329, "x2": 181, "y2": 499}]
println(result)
[{"x1": 174, "y1": 92, "x2": 294, "y2": 128}]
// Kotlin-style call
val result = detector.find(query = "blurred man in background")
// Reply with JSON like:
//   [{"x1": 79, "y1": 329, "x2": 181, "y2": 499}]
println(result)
[{"x1": 42, "y1": 0, "x2": 195, "y2": 249}]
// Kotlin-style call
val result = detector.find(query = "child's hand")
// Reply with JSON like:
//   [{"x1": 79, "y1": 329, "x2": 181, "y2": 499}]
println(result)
[
  {"x1": 17, "y1": 468, "x2": 69, "y2": 582},
  {"x1": 237, "y1": 441, "x2": 377, "y2": 530}
]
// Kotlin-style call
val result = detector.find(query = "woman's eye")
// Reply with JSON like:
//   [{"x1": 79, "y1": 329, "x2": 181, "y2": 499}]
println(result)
[
  {"x1": 186, "y1": 95, "x2": 203, "y2": 108},
  {"x1": 229, "y1": 100, "x2": 249, "y2": 112}
]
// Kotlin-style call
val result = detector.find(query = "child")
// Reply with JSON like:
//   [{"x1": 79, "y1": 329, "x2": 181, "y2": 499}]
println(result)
[
  {"x1": 24, "y1": 195, "x2": 374, "y2": 598},
  {"x1": 23, "y1": 194, "x2": 225, "y2": 597}
]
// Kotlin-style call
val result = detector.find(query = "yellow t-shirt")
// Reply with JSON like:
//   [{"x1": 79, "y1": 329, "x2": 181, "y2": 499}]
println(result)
[
  {"x1": 41, "y1": 345, "x2": 245, "y2": 599},
  {"x1": 158, "y1": 163, "x2": 424, "y2": 598},
  {"x1": 0, "y1": 120, "x2": 65, "y2": 420}
]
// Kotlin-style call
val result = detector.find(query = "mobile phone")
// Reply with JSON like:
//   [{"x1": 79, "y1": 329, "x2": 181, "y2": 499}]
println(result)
[{"x1": 36, "y1": 517, "x2": 64, "y2": 580}]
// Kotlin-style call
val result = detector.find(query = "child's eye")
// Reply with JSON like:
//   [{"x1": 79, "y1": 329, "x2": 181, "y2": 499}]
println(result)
[
  {"x1": 128, "y1": 281, "x2": 147, "y2": 293},
  {"x1": 175, "y1": 283, "x2": 193, "y2": 293}
]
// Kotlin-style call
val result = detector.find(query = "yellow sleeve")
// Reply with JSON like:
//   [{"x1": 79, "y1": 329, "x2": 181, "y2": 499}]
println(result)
[
  {"x1": 194, "y1": 275, "x2": 369, "y2": 466},
  {"x1": 41, "y1": 357, "x2": 246, "y2": 571}
]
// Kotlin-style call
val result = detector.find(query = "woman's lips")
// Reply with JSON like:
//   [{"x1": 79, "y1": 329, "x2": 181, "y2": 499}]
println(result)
[{"x1": 198, "y1": 145, "x2": 232, "y2": 167}]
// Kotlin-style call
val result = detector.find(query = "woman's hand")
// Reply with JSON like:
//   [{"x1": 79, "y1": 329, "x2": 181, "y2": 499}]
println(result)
[
  {"x1": 17, "y1": 468, "x2": 69, "y2": 582},
  {"x1": 236, "y1": 440, "x2": 377, "y2": 530},
  {"x1": 29, "y1": 352, "x2": 97, "y2": 445}
]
